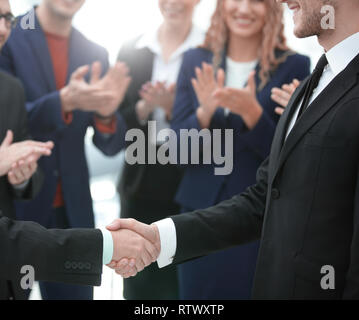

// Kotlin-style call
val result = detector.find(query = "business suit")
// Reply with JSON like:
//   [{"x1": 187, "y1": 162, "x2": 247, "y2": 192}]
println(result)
[
  {"x1": 0, "y1": 213, "x2": 103, "y2": 300},
  {"x1": 0, "y1": 70, "x2": 44, "y2": 299},
  {"x1": 171, "y1": 47, "x2": 310, "y2": 299},
  {"x1": 0, "y1": 10, "x2": 126, "y2": 299},
  {"x1": 112, "y1": 38, "x2": 182, "y2": 300},
  {"x1": 170, "y1": 51, "x2": 359, "y2": 299}
]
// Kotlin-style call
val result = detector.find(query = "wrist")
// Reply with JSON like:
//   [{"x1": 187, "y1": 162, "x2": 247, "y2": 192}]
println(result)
[
  {"x1": 60, "y1": 86, "x2": 75, "y2": 113},
  {"x1": 196, "y1": 106, "x2": 215, "y2": 129},
  {"x1": 243, "y1": 103, "x2": 263, "y2": 130},
  {"x1": 136, "y1": 100, "x2": 154, "y2": 122}
]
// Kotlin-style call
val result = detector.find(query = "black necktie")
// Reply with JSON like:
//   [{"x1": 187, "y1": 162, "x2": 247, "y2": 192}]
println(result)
[{"x1": 296, "y1": 54, "x2": 328, "y2": 121}]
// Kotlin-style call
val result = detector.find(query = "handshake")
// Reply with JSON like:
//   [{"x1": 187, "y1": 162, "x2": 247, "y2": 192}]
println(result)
[{"x1": 105, "y1": 219, "x2": 161, "y2": 278}]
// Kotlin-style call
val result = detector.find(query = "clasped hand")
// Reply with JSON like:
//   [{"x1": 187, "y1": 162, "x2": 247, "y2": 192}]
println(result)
[
  {"x1": 105, "y1": 219, "x2": 161, "y2": 278},
  {"x1": 0, "y1": 130, "x2": 54, "y2": 186}
]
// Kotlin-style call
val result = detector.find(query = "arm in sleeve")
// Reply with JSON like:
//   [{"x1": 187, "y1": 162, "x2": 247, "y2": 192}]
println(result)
[
  {"x1": 169, "y1": 157, "x2": 269, "y2": 265},
  {"x1": 9, "y1": 80, "x2": 43, "y2": 200},
  {"x1": 0, "y1": 215, "x2": 103, "y2": 286}
]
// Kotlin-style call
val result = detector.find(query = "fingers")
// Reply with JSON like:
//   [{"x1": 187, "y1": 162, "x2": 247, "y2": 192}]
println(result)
[
  {"x1": 0, "y1": 130, "x2": 13, "y2": 149},
  {"x1": 90, "y1": 61, "x2": 102, "y2": 85},
  {"x1": 271, "y1": 87, "x2": 292, "y2": 108},
  {"x1": 70, "y1": 65, "x2": 90, "y2": 81},
  {"x1": 247, "y1": 71, "x2": 257, "y2": 94},
  {"x1": 275, "y1": 107, "x2": 285, "y2": 115},
  {"x1": 8, "y1": 159, "x2": 37, "y2": 185}
]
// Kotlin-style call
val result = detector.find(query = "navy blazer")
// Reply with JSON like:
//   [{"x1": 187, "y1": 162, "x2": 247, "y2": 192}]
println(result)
[
  {"x1": 0, "y1": 10, "x2": 127, "y2": 228},
  {"x1": 172, "y1": 48, "x2": 311, "y2": 210}
]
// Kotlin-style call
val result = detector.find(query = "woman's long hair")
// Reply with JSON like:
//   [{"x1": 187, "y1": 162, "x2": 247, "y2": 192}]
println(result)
[{"x1": 201, "y1": 0, "x2": 291, "y2": 89}]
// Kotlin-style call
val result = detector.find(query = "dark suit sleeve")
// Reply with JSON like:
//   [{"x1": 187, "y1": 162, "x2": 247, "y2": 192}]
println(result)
[
  {"x1": 8, "y1": 78, "x2": 43, "y2": 200},
  {"x1": 172, "y1": 157, "x2": 269, "y2": 264},
  {"x1": 343, "y1": 132, "x2": 359, "y2": 299},
  {"x1": 0, "y1": 214, "x2": 103, "y2": 286}
]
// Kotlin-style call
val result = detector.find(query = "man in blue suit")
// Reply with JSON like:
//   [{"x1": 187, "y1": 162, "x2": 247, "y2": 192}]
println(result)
[{"x1": 0, "y1": 0, "x2": 130, "y2": 300}]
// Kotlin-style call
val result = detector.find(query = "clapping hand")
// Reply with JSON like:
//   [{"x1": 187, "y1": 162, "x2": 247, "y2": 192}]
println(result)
[
  {"x1": 139, "y1": 81, "x2": 176, "y2": 119},
  {"x1": 213, "y1": 71, "x2": 263, "y2": 130},
  {"x1": 0, "y1": 130, "x2": 54, "y2": 185},
  {"x1": 106, "y1": 219, "x2": 161, "y2": 278},
  {"x1": 271, "y1": 79, "x2": 300, "y2": 115},
  {"x1": 60, "y1": 61, "x2": 132, "y2": 118},
  {"x1": 192, "y1": 62, "x2": 225, "y2": 128}
]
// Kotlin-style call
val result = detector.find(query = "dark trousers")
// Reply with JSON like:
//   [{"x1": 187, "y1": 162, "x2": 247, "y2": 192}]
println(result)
[{"x1": 38, "y1": 207, "x2": 93, "y2": 300}]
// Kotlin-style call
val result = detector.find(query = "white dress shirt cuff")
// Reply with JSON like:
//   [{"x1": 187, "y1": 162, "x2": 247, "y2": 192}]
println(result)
[
  {"x1": 154, "y1": 218, "x2": 177, "y2": 268},
  {"x1": 99, "y1": 228, "x2": 114, "y2": 265}
]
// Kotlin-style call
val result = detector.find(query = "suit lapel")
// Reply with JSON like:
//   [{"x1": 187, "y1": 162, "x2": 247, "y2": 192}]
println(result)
[
  {"x1": 269, "y1": 78, "x2": 309, "y2": 171},
  {"x1": 25, "y1": 12, "x2": 56, "y2": 92},
  {"x1": 271, "y1": 54, "x2": 359, "y2": 183}
]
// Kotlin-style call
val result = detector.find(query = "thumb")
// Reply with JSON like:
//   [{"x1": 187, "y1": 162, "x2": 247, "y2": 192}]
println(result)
[
  {"x1": 217, "y1": 68, "x2": 225, "y2": 89},
  {"x1": 0, "y1": 130, "x2": 13, "y2": 149},
  {"x1": 71, "y1": 65, "x2": 90, "y2": 81},
  {"x1": 116, "y1": 219, "x2": 156, "y2": 242},
  {"x1": 247, "y1": 71, "x2": 257, "y2": 94},
  {"x1": 90, "y1": 61, "x2": 102, "y2": 85},
  {"x1": 106, "y1": 219, "x2": 121, "y2": 231}
]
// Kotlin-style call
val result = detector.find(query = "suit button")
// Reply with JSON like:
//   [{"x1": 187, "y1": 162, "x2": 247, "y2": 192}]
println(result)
[
  {"x1": 271, "y1": 188, "x2": 280, "y2": 200},
  {"x1": 78, "y1": 262, "x2": 84, "y2": 270},
  {"x1": 72, "y1": 262, "x2": 78, "y2": 270},
  {"x1": 85, "y1": 263, "x2": 91, "y2": 270},
  {"x1": 64, "y1": 261, "x2": 71, "y2": 270}
]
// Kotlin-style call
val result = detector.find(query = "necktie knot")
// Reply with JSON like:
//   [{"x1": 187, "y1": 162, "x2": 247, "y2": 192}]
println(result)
[
  {"x1": 314, "y1": 54, "x2": 328, "y2": 74},
  {"x1": 295, "y1": 54, "x2": 328, "y2": 122}
]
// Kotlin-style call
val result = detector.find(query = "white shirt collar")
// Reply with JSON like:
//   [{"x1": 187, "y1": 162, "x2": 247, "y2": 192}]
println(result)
[
  {"x1": 325, "y1": 32, "x2": 359, "y2": 76},
  {"x1": 135, "y1": 24, "x2": 204, "y2": 62}
]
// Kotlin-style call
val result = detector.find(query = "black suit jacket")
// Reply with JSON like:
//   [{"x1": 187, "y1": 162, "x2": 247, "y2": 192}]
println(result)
[
  {"x1": 117, "y1": 39, "x2": 183, "y2": 206},
  {"x1": 172, "y1": 53, "x2": 359, "y2": 299},
  {"x1": 0, "y1": 71, "x2": 103, "y2": 299}
]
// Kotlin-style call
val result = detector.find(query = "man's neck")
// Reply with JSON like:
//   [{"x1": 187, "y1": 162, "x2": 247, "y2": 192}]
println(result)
[
  {"x1": 36, "y1": 5, "x2": 72, "y2": 38},
  {"x1": 318, "y1": 6, "x2": 359, "y2": 52}
]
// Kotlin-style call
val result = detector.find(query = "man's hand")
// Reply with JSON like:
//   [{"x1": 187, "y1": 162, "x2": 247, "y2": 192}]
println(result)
[
  {"x1": 0, "y1": 130, "x2": 53, "y2": 177},
  {"x1": 8, "y1": 158, "x2": 38, "y2": 186},
  {"x1": 213, "y1": 71, "x2": 263, "y2": 130},
  {"x1": 139, "y1": 81, "x2": 176, "y2": 120},
  {"x1": 271, "y1": 79, "x2": 300, "y2": 115},
  {"x1": 60, "y1": 61, "x2": 132, "y2": 117},
  {"x1": 106, "y1": 219, "x2": 161, "y2": 278},
  {"x1": 192, "y1": 63, "x2": 225, "y2": 128}
]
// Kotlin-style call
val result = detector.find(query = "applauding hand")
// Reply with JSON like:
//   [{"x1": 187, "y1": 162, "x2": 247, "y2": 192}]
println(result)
[
  {"x1": 271, "y1": 79, "x2": 300, "y2": 115},
  {"x1": 192, "y1": 62, "x2": 225, "y2": 128},
  {"x1": 139, "y1": 81, "x2": 176, "y2": 120},
  {"x1": 213, "y1": 71, "x2": 263, "y2": 130},
  {"x1": 60, "y1": 61, "x2": 132, "y2": 118},
  {"x1": 0, "y1": 130, "x2": 53, "y2": 182}
]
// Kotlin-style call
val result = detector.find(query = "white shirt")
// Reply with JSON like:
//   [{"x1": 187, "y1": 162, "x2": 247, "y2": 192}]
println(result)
[
  {"x1": 154, "y1": 31, "x2": 359, "y2": 269},
  {"x1": 135, "y1": 25, "x2": 205, "y2": 144},
  {"x1": 224, "y1": 57, "x2": 257, "y2": 116},
  {"x1": 286, "y1": 31, "x2": 359, "y2": 139}
]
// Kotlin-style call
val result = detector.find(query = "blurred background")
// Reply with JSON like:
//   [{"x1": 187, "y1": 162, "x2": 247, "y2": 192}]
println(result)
[{"x1": 9, "y1": 0, "x2": 322, "y2": 300}]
